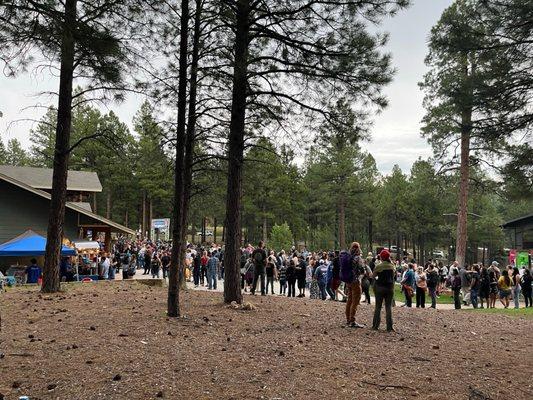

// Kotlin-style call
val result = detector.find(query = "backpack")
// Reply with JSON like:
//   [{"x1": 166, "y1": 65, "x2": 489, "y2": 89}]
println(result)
[
  {"x1": 122, "y1": 254, "x2": 130, "y2": 264},
  {"x1": 339, "y1": 251, "x2": 354, "y2": 283},
  {"x1": 253, "y1": 250, "x2": 264, "y2": 263},
  {"x1": 427, "y1": 271, "x2": 439, "y2": 288},
  {"x1": 376, "y1": 269, "x2": 394, "y2": 287}
]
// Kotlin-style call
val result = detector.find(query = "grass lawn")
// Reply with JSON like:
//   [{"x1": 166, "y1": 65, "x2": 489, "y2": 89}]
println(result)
[
  {"x1": 390, "y1": 283, "x2": 455, "y2": 304},
  {"x1": 467, "y1": 306, "x2": 533, "y2": 319}
]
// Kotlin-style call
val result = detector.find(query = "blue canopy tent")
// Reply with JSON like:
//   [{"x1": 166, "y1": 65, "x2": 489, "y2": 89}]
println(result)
[{"x1": 0, "y1": 230, "x2": 76, "y2": 257}]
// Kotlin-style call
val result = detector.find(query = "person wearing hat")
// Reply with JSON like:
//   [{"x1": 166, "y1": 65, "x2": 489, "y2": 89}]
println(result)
[{"x1": 372, "y1": 249, "x2": 395, "y2": 332}]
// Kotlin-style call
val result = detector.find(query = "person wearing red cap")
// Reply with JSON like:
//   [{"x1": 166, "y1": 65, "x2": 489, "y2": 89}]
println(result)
[{"x1": 372, "y1": 249, "x2": 396, "y2": 332}]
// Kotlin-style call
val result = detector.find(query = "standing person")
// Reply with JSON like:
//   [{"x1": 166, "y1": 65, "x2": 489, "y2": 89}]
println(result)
[
  {"x1": 244, "y1": 256, "x2": 255, "y2": 292},
  {"x1": 479, "y1": 266, "x2": 490, "y2": 309},
  {"x1": 372, "y1": 249, "x2": 395, "y2": 332},
  {"x1": 201, "y1": 250, "x2": 209, "y2": 286},
  {"x1": 296, "y1": 255, "x2": 307, "y2": 297},
  {"x1": 151, "y1": 251, "x2": 161, "y2": 278},
  {"x1": 460, "y1": 264, "x2": 472, "y2": 306},
  {"x1": 286, "y1": 258, "x2": 297, "y2": 297},
  {"x1": 415, "y1": 266, "x2": 427, "y2": 308},
  {"x1": 342, "y1": 242, "x2": 364, "y2": 328},
  {"x1": 331, "y1": 250, "x2": 346, "y2": 301},
  {"x1": 488, "y1": 269, "x2": 498, "y2": 308},
  {"x1": 265, "y1": 251, "x2": 277, "y2": 295},
  {"x1": 121, "y1": 251, "x2": 130, "y2": 280},
  {"x1": 401, "y1": 264, "x2": 415, "y2": 307},
  {"x1": 520, "y1": 269, "x2": 532, "y2": 307},
  {"x1": 451, "y1": 268, "x2": 462, "y2": 310},
  {"x1": 325, "y1": 254, "x2": 335, "y2": 300},
  {"x1": 511, "y1": 267, "x2": 521, "y2": 309},
  {"x1": 278, "y1": 258, "x2": 288, "y2": 295},
  {"x1": 207, "y1": 252, "x2": 218, "y2": 290},
  {"x1": 143, "y1": 247, "x2": 151, "y2": 275},
  {"x1": 193, "y1": 251, "x2": 201, "y2": 287},
  {"x1": 25, "y1": 258, "x2": 42, "y2": 284},
  {"x1": 100, "y1": 254, "x2": 110, "y2": 280},
  {"x1": 426, "y1": 263, "x2": 439, "y2": 309},
  {"x1": 109, "y1": 253, "x2": 117, "y2": 280},
  {"x1": 470, "y1": 264, "x2": 481, "y2": 309},
  {"x1": 361, "y1": 261, "x2": 372, "y2": 305},
  {"x1": 161, "y1": 251, "x2": 171, "y2": 280},
  {"x1": 316, "y1": 259, "x2": 329, "y2": 300},
  {"x1": 498, "y1": 269, "x2": 512, "y2": 308},
  {"x1": 251, "y1": 241, "x2": 267, "y2": 296}
]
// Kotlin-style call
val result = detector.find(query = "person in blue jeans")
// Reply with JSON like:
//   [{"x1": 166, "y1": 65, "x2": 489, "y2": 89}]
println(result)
[
  {"x1": 401, "y1": 263, "x2": 416, "y2": 307},
  {"x1": 207, "y1": 253, "x2": 218, "y2": 290},
  {"x1": 315, "y1": 260, "x2": 328, "y2": 300},
  {"x1": 325, "y1": 255, "x2": 335, "y2": 300}
]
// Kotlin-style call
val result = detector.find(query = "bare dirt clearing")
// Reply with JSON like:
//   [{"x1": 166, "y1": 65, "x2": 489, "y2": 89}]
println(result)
[{"x1": 1, "y1": 282, "x2": 532, "y2": 399}]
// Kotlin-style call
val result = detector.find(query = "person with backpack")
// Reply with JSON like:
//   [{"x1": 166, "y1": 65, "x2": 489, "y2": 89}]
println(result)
[
  {"x1": 341, "y1": 242, "x2": 364, "y2": 328},
  {"x1": 371, "y1": 249, "x2": 395, "y2": 332},
  {"x1": 251, "y1": 241, "x2": 267, "y2": 296},
  {"x1": 470, "y1": 264, "x2": 481, "y2": 309},
  {"x1": 315, "y1": 259, "x2": 329, "y2": 300},
  {"x1": 426, "y1": 263, "x2": 439, "y2": 309},
  {"x1": 520, "y1": 269, "x2": 532, "y2": 307},
  {"x1": 121, "y1": 251, "x2": 131, "y2": 280},
  {"x1": 161, "y1": 251, "x2": 171, "y2": 280},
  {"x1": 401, "y1": 263, "x2": 415, "y2": 307},
  {"x1": 451, "y1": 268, "x2": 462, "y2": 309}
]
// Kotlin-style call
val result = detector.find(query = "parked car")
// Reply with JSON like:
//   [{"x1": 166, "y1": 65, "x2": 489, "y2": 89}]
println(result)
[{"x1": 432, "y1": 250, "x2": 445, "y2": 259}]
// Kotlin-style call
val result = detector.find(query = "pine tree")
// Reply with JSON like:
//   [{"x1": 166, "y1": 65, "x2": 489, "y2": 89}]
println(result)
[{"x1": 0, "y1": 1, "x2": 154, "y2": 292}]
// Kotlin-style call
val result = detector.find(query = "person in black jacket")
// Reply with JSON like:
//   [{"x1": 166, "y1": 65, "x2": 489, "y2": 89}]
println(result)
[
  {"x1": 296, "y1": 255, "x2": 307, "y2": 297},
  {"x1": 286, "y1": 259, "x2": 297, "y2": 297},
  {"x1": 251, "y1": 241, "x2": 267, "y2": 296}
]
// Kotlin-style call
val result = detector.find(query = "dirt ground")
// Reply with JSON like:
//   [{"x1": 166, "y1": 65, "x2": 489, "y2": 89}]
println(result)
[{"x1": 0, "y1": 281, "x2": 532, "y2": 400}]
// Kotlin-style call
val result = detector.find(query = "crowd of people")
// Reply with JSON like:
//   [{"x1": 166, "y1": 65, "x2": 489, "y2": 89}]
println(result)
[{"x1": 18, "y1": 236, "x2": 533, "y2": 330}]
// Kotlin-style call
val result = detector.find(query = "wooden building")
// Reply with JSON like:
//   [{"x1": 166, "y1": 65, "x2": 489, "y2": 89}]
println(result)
[
  {"x1": 502, "y1": 213, "x2": 533, "y2": 250},
  {"x1": 0, "y1": 166, "x2": 134, "y2": 249}
]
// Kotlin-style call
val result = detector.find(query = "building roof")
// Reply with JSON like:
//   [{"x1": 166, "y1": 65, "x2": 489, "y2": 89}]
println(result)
[
  {"x1": 501, "y1": 213, "x2": 533, "y2": 229},
  {"x1": 0, "y1": 171, "x2": 134, "y2": 235},
  {"x1": 0, "y1": 165, "x2": 102, "y2": 192}
]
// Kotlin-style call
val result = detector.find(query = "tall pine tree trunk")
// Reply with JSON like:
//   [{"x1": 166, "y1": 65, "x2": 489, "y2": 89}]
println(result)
[
  {"x1": 141, "y1": 190, "x2": 146, "y2": 237},
  {"x1": 42, "y1": 0, "x2": 77, "y2": 293},
  {"x1": 168, "y1": 0, "x2": 189, "y2": 318},
  {"x1": 179, "y1": 0, "x2": 203, "y2": 290},
  {"x1": 455, "y1": 54, "x2": 473, "y2": 269},
  {"x1": 106, "y1": 190, "x2": 111, "y2": 219},
  {"x1": 223, "y1": 0, "x2": 250, "y2": 304},
  {"x1": 338, "y1": 195, "x2": 346, "y2": 249}
]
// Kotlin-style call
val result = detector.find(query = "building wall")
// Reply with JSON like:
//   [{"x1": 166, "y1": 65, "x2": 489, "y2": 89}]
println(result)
[{"x1": 0, "y1": 180, "x2": 79, "y2": 243}]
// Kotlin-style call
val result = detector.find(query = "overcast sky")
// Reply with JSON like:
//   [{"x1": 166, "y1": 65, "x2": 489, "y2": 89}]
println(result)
[{"x1": 0, "y1": 0, "x2": 453, "y2": 175}]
